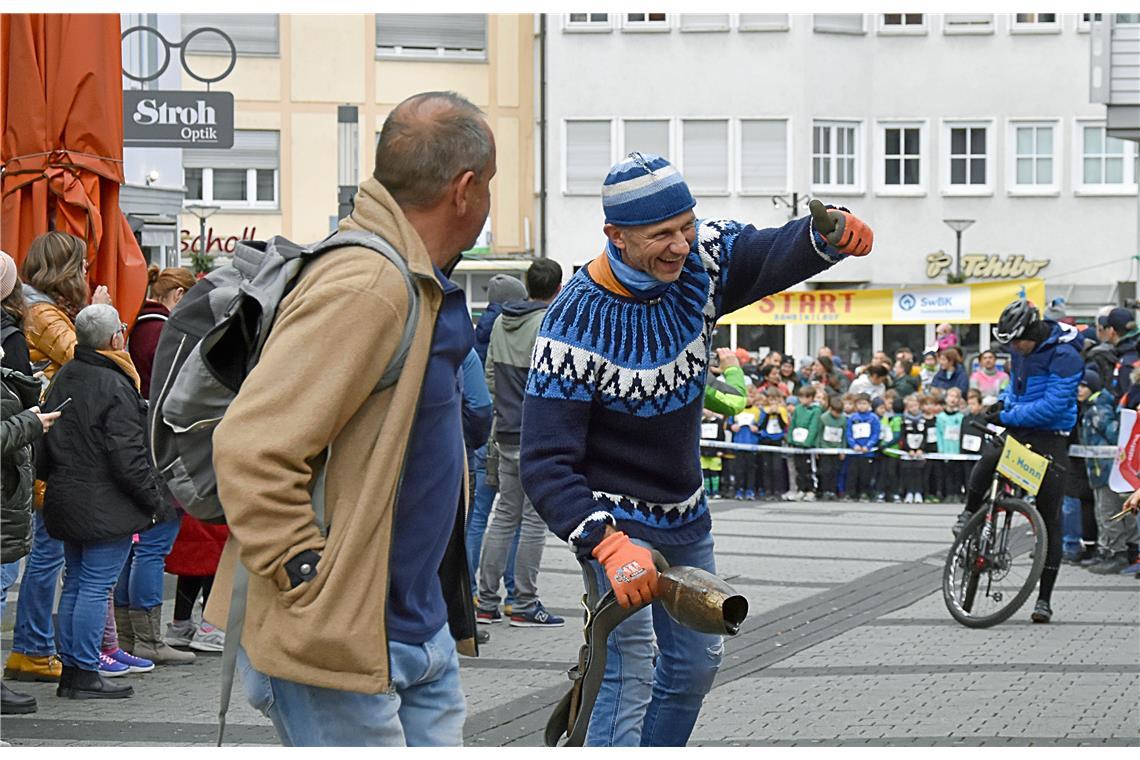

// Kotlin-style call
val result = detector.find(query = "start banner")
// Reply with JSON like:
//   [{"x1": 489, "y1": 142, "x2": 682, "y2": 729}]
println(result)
[{"x1": 719, "y1": 278, "x2": 1046, "y2": 326}]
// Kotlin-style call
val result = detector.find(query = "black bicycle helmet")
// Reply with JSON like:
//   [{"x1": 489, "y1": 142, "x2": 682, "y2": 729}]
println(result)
[{"x1": 993, "y1": 299, "x2": 1040, "y2": 344}]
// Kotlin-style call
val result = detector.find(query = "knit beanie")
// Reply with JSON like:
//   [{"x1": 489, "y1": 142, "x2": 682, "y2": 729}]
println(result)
[
  {"x1": 602, "y1": 153, "x2": 696, "y2": 227},
  {"x1": 1079, "y1": 369, "x2": 1102, "y2": 393},
  {"x1": 0, "y1": 250, "x2": 17, "y2": 301},
  {"x1": 486, "y1": 274, "x2": 527, "y2": 306}
]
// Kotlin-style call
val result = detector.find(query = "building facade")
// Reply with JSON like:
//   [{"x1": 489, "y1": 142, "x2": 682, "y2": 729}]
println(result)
[
  {"x1": 174, "y1": 13, "x2": 537, "y2": 309},
  {"x1": 542, "y1": 12, "x2": 1140, "y2": 365}
]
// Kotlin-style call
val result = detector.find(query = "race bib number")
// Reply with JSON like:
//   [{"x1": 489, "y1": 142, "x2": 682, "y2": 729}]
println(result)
[
  {"x1": 927, "y1": 427, "x2": 939, "y2": 444},
  {"x1": 945, "y1": 424, "x2": 961, "y2": 442},
  {"x1": 792, "y1": 427, "x2": 809, "y2": 444},
  {"x1": 701, "y1": 423, "x2": 719, "y2": 440},
  {"x1": 767, "y1": 417, "x2": 783, "y2": 435},
  {"x1": 906, "y1": 433, "x2": 924, "y2": 449},
  {"x1": 961, "y1": 434, "x2": 982, "y2": 453},
  {"x1": 823, "y1": 426, "x2": 844, "y2": 444},
  {"x1": 736, "y1": 413, "x2": 755, "y2": 427},
  {"x1": 852, "y1": 422, "x2": 871, "y2": 440},
  {"x1": 880, "y1": 424, "x2": 893, "y2": 442}
]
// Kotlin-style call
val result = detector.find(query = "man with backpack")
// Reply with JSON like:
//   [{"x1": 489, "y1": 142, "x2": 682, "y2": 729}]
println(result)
[{"x1": 202, "y1": 91, "x2": 493, "y2": 745}]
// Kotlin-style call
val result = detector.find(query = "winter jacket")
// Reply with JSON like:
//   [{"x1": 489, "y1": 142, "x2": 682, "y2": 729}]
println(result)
[
  {"x1": 969, "y1": 368, "x2": 1009, "y2": 402},
  {"x1": 40, "y1": 347, "x2": 166, "y2": 544},
  {"x1": 165, "y1": 513, "x2": 230, "y2": 577},
  {"x1": 846, "y1": 410, "x2": 880, "y2": 457},
  {"x1": 757, "y1": 404, "x2": 789, "y2": 443},
  {"x1": 878, "y1": 413, "x2": 901, "y2": 455},
  {"x1": 899, "y1": 413, "x2": 928, "y2": 454},
  {"x1": 786, "y1": 402, "x2": 821, "y2": 448},
  {"x1": 960, "y1": 412, "x2": 986, "y2": 457},
  {"x1": 206, "y1": 177, "x2": 477, "y2": 695},
  {"x1": 127, "y1": 300, "x2": 169, "y2": 399},
  {"x1": 892, "y1": 371, "x2": 920, "y2": 399},
  {"x1": 704, "y1": 365, "x2": 748, "y2": 417},
  {"x1": 460, "y1": 348, "x2": 492, "y2": 451},
  {"x1": 1, "y1": 367, "x2": 44, "y2": 563},
  {"x1": 473, "y1": 303, "x2": 503, "y2": 366},
  {"x1": 1, "y1": 311, "x2": 32, "y2": 375},
  {"x1": 816, "y1": 411, "x2": 848, "y2": 449},
  {"x1": 930, "y1": 364, "x2": 969, "y2": 395},
  {"x1": 485, "y1": 300, "x2": 547, "y2": 446},
  {"x1": 1083, "y1": 341, "x2": 1118, "y2": 400},
  {"x1": 21, "y1": 284, "x2": 75, "y2": 380},
  {"x1": 729, "y1": 406, "x2": 762, "y2": 446},
  {"x1": 848, "y1": 374, "x2": 886, "y2": 399},
  {"x1": 936, "y1": 410, "x2": 964, "y2": 454},
  {"x1": 1112, "y1": 328, "x2": 1140, "y2": 401},
  {"x1": 1079, "y1": 389, "x2": 1119, "y2": 488},
  {"x1": 998, "y1": 321, "x2": 1083, "y2": 433},
  {"x1": 922, "y1": 415, "x2": 940, "y2": 453}
]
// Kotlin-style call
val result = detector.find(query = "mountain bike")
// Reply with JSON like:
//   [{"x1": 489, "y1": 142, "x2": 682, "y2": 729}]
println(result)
[{"x1": 942, "y1": 421, "x2": 1050, "y2": 628}]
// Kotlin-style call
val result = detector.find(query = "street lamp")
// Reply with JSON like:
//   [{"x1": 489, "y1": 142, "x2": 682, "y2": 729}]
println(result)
[
  {"x1": 942, "y1": 218, "x2": 975, "y2": 281},
  {"x1": 184, "y1": 203, "x2": 221, "y2": 273}
]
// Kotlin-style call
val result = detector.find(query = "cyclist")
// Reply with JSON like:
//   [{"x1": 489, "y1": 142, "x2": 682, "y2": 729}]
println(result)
[{"x1": 954, "y1": 299, "x2": 1082, "y2": 623}]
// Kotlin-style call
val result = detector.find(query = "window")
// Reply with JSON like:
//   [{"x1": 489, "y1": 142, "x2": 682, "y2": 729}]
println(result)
[
  {"x1": 183, "y1": 130, "x2": 280, "y2": 209},
  {"x1": 1075, "y1": 122, "x2": 1138, "y2": 193},
  {"x1": 1008, "y1": 121, "x2": 1059, "y2": 193},
  {"x1": 812, "y1": 121, "x2": 861, "y2": 191},
  {"x1": 680, "y1": 14, "x2": 729, "y2": 32},
  {"x1": 877, "y1": 122, "x2": 925, "y2": 193},
  {"x1": 564, "y1": 13, "x2": 611, "y2": 32},
  {"x1": 942, "y1": 120, "x2": 993, "y2": 194},
  {"x1": 622, "y1": 13, "x2": 669, "y2": 31},
  {"x1": 738, "y1": 119, "x2": 788, "y2": 193},
  {"x1": 1116, "y1": 14, "x2": 1140, "y2": 23},
  {"x1": 1077, "y1": 12, "x2": 1103, "y2": 31},
  {"x1": 181, "y1": 14, "x2": 279, "y2": 56},
  {"x1": 681, "y1": 120, "x2": 729, "y2": 194},
  {"x1": 738, "y1": 14, "x2": 790, "y2": 32},
  {"x1": 880, "y1": 14, "x2": 926, "y2": 34},
  {"x1": 813, "y1": 14, "x2": 865, "y2": 34},
  {"x1": 943, "y1": 14, "x2": 994, "y2": 34},
  {"x1": 621, "y1": 119, "x2": 670, "y2": 160},
  {"x1": 564, "y1": 120, "x2": 613, "y2": 195},
  {"x1": 1010, "y1": 13, "x2": 1060, "y2": 33},
  {"x1": 376, "y1": 14, "x2": 486, "y2": 60}
]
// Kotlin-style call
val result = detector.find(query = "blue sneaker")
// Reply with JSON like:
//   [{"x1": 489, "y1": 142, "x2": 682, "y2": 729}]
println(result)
[
  {"x1": 97, "y1": 651, "x2": 130, "y2": 678},
  {"x1": 109, "y1": 648, "x2": 154, "y2": 674},
  {"x1": 510, "y1": 603, "x2": 565, "y2": 628},
  {"x1": 744, "y1": 489, "x2": 756, "y2": 500}
]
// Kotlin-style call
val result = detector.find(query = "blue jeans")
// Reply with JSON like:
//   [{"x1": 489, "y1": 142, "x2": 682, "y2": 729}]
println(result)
[
  {"x1": 586, "y1": 531, "x2": 723, "y2": 747},
  {"x1": 58, "y1": 538, "x2": 132, "y2": 670},
  {"x1": 12, "y1": 512, "x2": 65, "y2": 657},
  {"x1": 238, "y1": 623, "x2": 465, "y2": 746},
  {"x1": 1, "y1": 560, "x2": 20, "y2": 617},
  {"x1": 113, "y1": 517, "x2": 180, "y2": 610},
  {"x1": 465, "y1": 445, "x2": 518, "y2": 601},
  {"x1": 1061, "y1": 495, "x2": 1083, "y2": 556}
]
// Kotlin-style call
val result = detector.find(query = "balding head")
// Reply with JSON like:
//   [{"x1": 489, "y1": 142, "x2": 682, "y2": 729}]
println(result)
[{"x1": 373, "y1": 91, "x2": 493, "y2": 210}]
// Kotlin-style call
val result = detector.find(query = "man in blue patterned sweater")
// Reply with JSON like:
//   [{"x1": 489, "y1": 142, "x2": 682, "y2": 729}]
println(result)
[{"x1": 519, "y1": 153, "x2": 873, "y2": 746}]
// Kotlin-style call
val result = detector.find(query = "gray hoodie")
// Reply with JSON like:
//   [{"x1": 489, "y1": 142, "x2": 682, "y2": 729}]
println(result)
[{"x1": 485, "y1": 299, "x2": 548, "y2": 445}]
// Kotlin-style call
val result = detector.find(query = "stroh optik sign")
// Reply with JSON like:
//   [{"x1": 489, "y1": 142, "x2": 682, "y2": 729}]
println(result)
[{"x1": 123, "y1": 90, "x2": 234, "y2": 149}]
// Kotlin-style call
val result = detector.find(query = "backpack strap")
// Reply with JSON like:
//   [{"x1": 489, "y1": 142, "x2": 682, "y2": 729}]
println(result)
[
  {"x1": 216, "y1": 231, "x2": 417, "y2": 746},
  {"x1": 309, "y1": 230, "x2": 419, "y2": 394}
]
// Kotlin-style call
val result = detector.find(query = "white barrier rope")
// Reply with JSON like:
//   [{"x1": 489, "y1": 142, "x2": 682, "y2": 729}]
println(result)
[{"x1": 698, "y1": 440, "x2": 1119, "y2": 461}]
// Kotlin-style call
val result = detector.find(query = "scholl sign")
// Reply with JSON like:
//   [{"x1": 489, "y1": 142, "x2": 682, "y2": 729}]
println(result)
[{"x1": 123, "y1": 90, "x2": 234, "y2": 149}]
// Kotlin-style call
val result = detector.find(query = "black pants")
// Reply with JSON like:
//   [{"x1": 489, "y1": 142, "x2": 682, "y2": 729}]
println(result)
[
  {"x1": 817, "y1": 454, "x2": 840, "y2": 494},
  {"x1": 173, "y1": 575, "x2": 215, "y2": 621},
  {"x1": 964, "y1": 430, "x2": 1068, "y2": 603},
  {"x1": 794, "y1": 453, "x2": 814, "y2": 492},
  {"x1": 943, "y1": 460, "x2": 966, "y2": 502},
  {"x1": 733, "y1": 452, "x2": 758, "y2": 492},
  {"x1": 761, "y1": 451, "x2": 784, "y2": 495},
  {"x1": 876, "y1": 457, "x2": 899, "y2": 497},
  {"x1": 924, "y1": 459, "x2": 943, "y2": 499},
  {"x1": 900, "y1": 458, "x2": 925, "y2": 495},
  {"x1": 849, "y1": 456, "x2": 875, "y2": 497}
]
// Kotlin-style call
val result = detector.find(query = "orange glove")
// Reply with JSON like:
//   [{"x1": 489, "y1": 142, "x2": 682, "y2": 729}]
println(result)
[
  {"x1": 592, "y1": 531, "x2": 660, "y2": 608},
  {"x1": 828, "y1": 210, "x2": 874, "y2": 256}
]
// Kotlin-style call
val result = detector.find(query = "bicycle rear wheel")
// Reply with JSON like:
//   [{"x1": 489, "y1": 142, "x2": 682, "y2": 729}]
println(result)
[{"x1": 942, "y1": 497, "x2": 1047, "y2": 628}]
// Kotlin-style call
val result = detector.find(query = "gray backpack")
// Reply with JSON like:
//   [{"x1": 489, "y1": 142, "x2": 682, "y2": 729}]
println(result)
[{"x1": 148, "y1": 230, "x2": 418, "y2": 524}]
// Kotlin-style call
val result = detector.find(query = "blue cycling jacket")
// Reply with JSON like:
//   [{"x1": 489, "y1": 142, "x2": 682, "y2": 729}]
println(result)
[{"x1": 999, "y1": 321, "x2": 1082, "y2": 432}]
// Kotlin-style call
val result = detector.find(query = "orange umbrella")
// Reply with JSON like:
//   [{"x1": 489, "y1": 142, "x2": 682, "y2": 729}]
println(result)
[{"x1": 1, "y1": 13, "x2": 148, "y2": 326}]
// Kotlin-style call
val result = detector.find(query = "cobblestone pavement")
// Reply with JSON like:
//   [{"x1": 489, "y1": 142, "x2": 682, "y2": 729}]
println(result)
[{"x1": 3, "y1": 497, "x2": 1137, "y2": 747}]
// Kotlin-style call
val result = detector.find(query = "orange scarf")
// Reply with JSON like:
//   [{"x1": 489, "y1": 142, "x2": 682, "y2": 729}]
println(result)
[
  {"x1": 98, "y1": 349, "x2": 142, "y2": 393},
  {"x1": 586, "y1": 250, "x2": 634, "y2": 298}
]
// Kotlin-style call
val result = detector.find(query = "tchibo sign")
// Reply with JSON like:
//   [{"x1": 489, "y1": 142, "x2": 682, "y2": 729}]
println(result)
[{"x1": 123, "y1": 90, "x2": 234, "y2": 149}]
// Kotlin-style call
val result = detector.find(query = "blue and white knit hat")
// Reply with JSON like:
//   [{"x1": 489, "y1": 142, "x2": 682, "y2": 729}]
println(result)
[{"x1": 602, "y1": 152, "x2": 696, "y2": 227}]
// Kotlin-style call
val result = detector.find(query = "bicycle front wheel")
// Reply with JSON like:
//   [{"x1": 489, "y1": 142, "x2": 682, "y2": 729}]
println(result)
[{"x1": 942, "y1": 497, "x2": 1047, "y2": 628}]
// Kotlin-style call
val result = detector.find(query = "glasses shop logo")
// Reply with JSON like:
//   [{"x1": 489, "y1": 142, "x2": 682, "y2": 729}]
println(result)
[{"x1": 123, "y1": 90, "x2": 234, "y2": 149}]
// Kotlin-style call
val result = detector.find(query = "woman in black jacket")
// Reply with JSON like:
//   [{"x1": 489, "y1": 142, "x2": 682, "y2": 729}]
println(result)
[{"x1": 39, "y1": 305, "x2": 166, "y2": 699}]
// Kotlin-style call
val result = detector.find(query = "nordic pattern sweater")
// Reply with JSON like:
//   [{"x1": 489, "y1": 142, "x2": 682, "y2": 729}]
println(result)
[{"x1": 520, "y1": 216, "x2": 843, "y2": 556}]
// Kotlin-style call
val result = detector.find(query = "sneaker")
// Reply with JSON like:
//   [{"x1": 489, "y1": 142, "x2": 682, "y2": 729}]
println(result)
[
  {"x1": 822, "y1": 492, "x2": 836, "y2": 501},
  {"x1": 1030, "y1": 600, "x2": 1052, "y2": 624},
  {"x1": 1080, "y1": 550, "x2": 1110, "y2": 567},
  {"x1": 106, "y1": 648, "x2": 154, "y2": 674},
  {"x1": 781, "y1": 490, "x2": 796, "y2": 501},
  {"x1": 914, "y1": 494, "x2": 924, "y2": 504},
  {"x1": 1088, "y1": 552, "x2": 1130, "y2": 575},
  {"x1": 891, "y1": 494, "x2": 902, "y2": 503},
  {"x1": 744, "y1": 490, "x2": 756, "y2": 500},
  {"x1": 476, "y1": 608, "x2": 502, "y2": 625},
  {"x1": 163, "y1": 619, "x2": 196, "y2": 648},
  {"x1": 1121, "y1": 561, "x2": 1140, "y2": 576},
  {"x1": 927, "y1": 496, "x2": 942, "y2": 504},
  {"x1": 874, "y1": 493, "x2": 886, "y2": 503},
  {"x1": 475, "y1": 629, "x2": 491, "y2": 645},
  {"x1": 802, "y1": 492, "x2": 817, "y2": 502},
  {"x1": 952, "y1": 510, "x2": 971, "y2": 538},
  {"x1": 189, "y1": 622, "x2": 225, "y2": 652},
  {"x1": 97, "y1": 652, "x2": 130, "y2": 678},
  {"x1": 904, "y1": 493, "x2": 914, "y2": 504},
  {"x1": 510, "y1": 603, "x2": 565, "y2": 628},
  {"x1": 734, "y1": 490, "x2": 744, "y2": 500}
]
